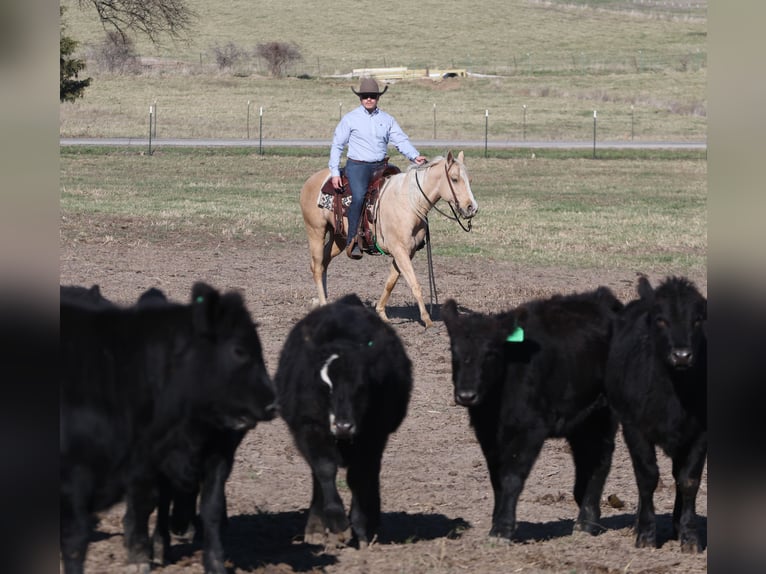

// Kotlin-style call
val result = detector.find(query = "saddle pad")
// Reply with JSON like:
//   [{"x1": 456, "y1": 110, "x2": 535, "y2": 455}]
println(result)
[{"x1": 318, "y1": 192, "x2": 351, "y2": 211}]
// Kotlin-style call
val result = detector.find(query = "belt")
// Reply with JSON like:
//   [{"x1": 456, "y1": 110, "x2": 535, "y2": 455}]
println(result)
[{"x1": 347, "y1": 158, "x2": 385, "y2": 164}]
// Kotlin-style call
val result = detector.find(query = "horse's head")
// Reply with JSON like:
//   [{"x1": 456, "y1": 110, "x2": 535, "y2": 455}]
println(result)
[{"x1": 443, "y1": 151, "x2": 479, "y2": 219}]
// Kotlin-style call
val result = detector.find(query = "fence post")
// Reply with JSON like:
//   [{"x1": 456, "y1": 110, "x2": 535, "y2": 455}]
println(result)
[
  {"x1": 592, "y1": 110, "x2": 597, "y2": 159},
  {"x1": 259, "y1": 106, "x2": 264, "y2": 155},
  {"x1": 148, "y1": 105, "x2": 153, "y2": 156},
  {"x1": 522, "y1": 104, "x2": 527, "y2": 141},
  {"x1": 484, "y1": 109, "x2": 489, "y2": 158},
  {"x1": 247, "y1": 100, "x2": 251, "y2": 139},
  {"x1": 433, "y1": 103, "x2": 437, "y2": 140}
]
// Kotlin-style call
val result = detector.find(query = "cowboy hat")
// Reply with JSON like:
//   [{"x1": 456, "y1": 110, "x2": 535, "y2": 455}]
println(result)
[{"x1": 351, "y1": 77, "x2": 388, "y2": 97}]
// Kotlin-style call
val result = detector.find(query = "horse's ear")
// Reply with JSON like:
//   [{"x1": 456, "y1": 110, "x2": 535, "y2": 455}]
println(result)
[
  {"x1": 446, "y1": 150, "x2": 454, "y2": 164},
  {"x1": 457, "y1": 150, "x2": 464, "y2": 163}
]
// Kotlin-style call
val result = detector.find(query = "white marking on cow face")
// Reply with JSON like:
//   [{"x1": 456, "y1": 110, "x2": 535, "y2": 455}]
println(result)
[
  {"x1": 320, "y1": 353, "x2": 339, "y2": 432},
  {"x1": 320, "y1": 353, "x2": 339, "y2": 391},
  {"x1": 329, "y1": 412, "x2": 337, "y2": 435}
]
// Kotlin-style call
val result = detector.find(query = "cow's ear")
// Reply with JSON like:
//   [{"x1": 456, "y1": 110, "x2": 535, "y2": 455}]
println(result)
[
  {"x1": 337, "y1": 293, "x2": 364, "y2": 308},
  {"x1": 191, "y1": 282, "x2": 221, "y2": 336},
  {"x1": 514, "y1": 306, "x2": 529, "y2": 328},
  {"x1": 637, "y1": 275, "x2": 654, "y2": 301},
  {"x1": 595, "y1": 286, "x2": 623, "y2": 313},
  {"x1": 441, "y1": 299, "x2": 459, "y2": 326}
]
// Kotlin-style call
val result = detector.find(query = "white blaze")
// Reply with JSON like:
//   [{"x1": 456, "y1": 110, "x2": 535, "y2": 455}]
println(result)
[{"x1": 320, "y1": 353, "x2": 339, "y2": 390}]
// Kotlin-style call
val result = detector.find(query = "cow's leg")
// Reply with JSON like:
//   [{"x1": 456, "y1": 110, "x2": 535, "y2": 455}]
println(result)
[
  {"x1": 302, "y1": 450, "x2": 350, "y2": 544},
  {"x1": 60, "y1": 474, "x2": 91, "y2": 574},
  {"x1": 169, "y1": 487, "x2": 198, "y2": 542},
  {"x1": 491, "y1": 431, "x2": 545, "y2": 539},
  {"x1": 346, "y1": 442, "x2": 384, "y2": 545},
  {"x1": 568, "y1": 408, "x2": 617, "y2": 535},
  {"x1": 151, "y1": 478, "x2": 173, "y2": 566},
  {"x1": 123, "y1": 477, "x2": 156, "y2": 573},
  {"x1": 472, "y1": 420, "x2": 503, "y2": 525},
  {"x1": 304, "y1": 472, "x2": 328, "y2": 544},
  {"x1": 312, "y1": 458, "x2": 350, "y2": 542},
  {"x1": 622, "y1": 424, "x2": 659, "y2": 549},
  {"x1": 198, "y1": 451, "x2": 236, "y2": 574},
  {"x1": 671, "y1": 438, "x2": 706, "y2": 553}
]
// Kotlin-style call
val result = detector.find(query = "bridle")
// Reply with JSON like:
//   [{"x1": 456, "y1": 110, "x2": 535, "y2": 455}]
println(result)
[{"x1": 414, "y1": 161, "x2": 473, "y2": 232}]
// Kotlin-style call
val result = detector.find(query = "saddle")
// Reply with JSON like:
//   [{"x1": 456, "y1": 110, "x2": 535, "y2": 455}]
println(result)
[{"x1": 319, "y1": 161, "x2": 401, "y2": 254}]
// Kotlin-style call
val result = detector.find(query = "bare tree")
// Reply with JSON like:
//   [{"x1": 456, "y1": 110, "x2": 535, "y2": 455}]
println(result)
[
  {"x1": 78, "y1": 0, "x2": 196, "y2": 44},
  {"x1": 90, "y1": 31, "x2": 140, "y2": 73},
  {"x1": 255, "y1": 42, "x2": 303, "y2": 78},
  {"x1": 211, "y1": 42, "x2": 246, "y2": 70}
]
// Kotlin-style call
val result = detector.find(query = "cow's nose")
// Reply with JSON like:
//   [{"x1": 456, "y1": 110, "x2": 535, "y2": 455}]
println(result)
[
  {"x1": 456, "y1": 390, "x2": 478, "y2": 406},
  {"x1": 670, "y1": 348, "x2": 693, "y2": 368},
  {"x1": 333, "y1": 420, "x2": 355, "y2": 438}
]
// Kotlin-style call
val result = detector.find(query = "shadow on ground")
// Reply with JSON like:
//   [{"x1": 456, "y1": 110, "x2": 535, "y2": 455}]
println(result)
[{"x1": 163, "y1": 510, "x2": 470, "y2": 571}]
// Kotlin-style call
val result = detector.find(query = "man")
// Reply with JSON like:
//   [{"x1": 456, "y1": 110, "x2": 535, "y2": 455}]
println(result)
[{"x1": 329, "y1": 77, "x2": 427, "y2": 259}]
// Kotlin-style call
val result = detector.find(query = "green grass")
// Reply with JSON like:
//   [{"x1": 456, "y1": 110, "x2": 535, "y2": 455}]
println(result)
[
  {"x1": 59, "y1": 0, "x2": 706, "y2": 142},
  {"x1": 60, "y1": 147, "x2": 706, "y2": 275}
]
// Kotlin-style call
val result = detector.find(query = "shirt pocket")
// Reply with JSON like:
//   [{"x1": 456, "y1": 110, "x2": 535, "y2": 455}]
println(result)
[{"x1": 374, "y1": 121, "x2": 389, "y2": 145}]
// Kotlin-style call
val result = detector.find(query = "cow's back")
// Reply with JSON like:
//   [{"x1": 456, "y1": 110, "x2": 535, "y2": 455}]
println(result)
[{"x1": 501, "y1": 287, "x2": 622, "y2": 433}]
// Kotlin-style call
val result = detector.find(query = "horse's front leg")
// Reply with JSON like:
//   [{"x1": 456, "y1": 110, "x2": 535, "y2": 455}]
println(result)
[{"x1": 378, "y1": 253, "x2": 433, "y2": 328}]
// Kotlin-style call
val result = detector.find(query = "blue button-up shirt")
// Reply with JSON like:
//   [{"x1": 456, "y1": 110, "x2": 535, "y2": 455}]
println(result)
[{"x1": 329, "y1": 105, "x2": 420, "y2": 177}]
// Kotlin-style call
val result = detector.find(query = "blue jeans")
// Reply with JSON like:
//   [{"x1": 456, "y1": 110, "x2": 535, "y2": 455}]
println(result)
[{"x1": 344, "y1": 160, "x2": 384, "y2": 246}]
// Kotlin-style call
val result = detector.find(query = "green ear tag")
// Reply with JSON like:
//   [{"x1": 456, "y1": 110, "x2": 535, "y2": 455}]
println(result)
[
  {"x1": 195, "y1": 296, "x2": 205, "y2": 303},
  {"x1": 367, "y1": 340, "x2": 374, "y2": 347},
  {"x1": 506, "y1": 326, "x2": 524, "y2": 343}
]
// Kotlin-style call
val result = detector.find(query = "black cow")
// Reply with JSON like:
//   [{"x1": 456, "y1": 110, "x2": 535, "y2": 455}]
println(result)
[
  {"x1": 605, "y1": 276, "x2": 707, "y2": 552},
  {"x1": 441, "y1": 288, "x2": 623, "y2": 540},
  {"x1": 275, "y1": 294, "x2": 412, "y2": 546},
  {"x1": 60, "y1": 282, "x2": 277, "y2": 574}
]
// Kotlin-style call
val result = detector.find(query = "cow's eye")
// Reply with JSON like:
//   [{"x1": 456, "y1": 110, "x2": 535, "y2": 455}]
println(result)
[
  {"x1": 655, "y1": 317, "x2": 668, "y2": 329},
  {"x1": 231, "y1": 345, "x2": 249, "y2": 361}
]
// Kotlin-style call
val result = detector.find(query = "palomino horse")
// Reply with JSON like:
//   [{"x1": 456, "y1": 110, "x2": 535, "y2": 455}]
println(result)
[{"x1": 299, "y1": 150, "x2": 478, "y2": 327}]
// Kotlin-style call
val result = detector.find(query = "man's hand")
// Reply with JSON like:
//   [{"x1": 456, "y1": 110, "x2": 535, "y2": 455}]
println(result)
[
  {"x1": 413, "y1": 156, "x2": 427, "y2": 165},
  {"x1": 331, "y1": 175, "x2": 342, "y2": 189}
]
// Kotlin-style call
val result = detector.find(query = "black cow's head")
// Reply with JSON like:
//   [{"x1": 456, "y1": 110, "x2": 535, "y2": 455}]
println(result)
[
  {"x1": 442, "y1": 300, "x2": 529, "y2": 407},
  {"x1": 638, "y1": 276, "x2": 707, "y2": 371},
  {"x1": 317, "y1": 346, "x2": 370, "y2": 440},
  {"x1": 185, "y1": 282, "x2": 277, "y2": 430},
  {"x1": 303, "y1": 294, "x2": 380, "y2": 440}
]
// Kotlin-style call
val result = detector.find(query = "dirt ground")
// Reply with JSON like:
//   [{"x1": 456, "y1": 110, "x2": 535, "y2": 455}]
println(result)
[{"x1": 60, "y1": 217, "x2": 707, "y2": 574}]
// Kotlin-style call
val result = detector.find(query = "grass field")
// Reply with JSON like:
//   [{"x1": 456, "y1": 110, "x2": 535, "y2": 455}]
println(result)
[
  {"x1": 60, "y1": 147, "x2": 707, "y2": 274},
  {"x1": 60, "y1": 0, "x2": 707, "y2": 142}
]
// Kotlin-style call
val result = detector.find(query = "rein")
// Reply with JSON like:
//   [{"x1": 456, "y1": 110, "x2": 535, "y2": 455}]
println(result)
[{"x1": 414, "y1": 165, "x2": 473, "y2": 232}]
